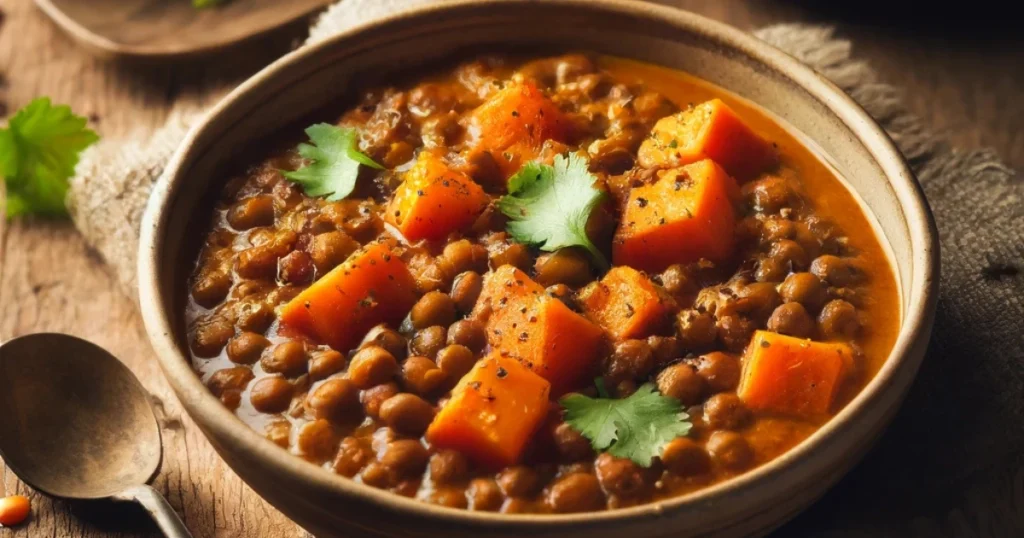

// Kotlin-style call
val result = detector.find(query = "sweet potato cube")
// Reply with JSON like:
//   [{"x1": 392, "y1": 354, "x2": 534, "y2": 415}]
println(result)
[
  {"x1": 279, "y1": 242, "x2": 417, "y2": 351},
  {"x1": 472, "y1": 265, "x2": 546, "y2": 319},
  {"x1": 473, "y1": 266, "x2": 604, "y2": 395},
  {"x1": 426, "y1": 355, "x2": 551, "y2": 468},
  {"x1": 637, "y1": 98, "x2": 776, "y2": 180},
  {"x1": 579, "y1": 266, "x2": 672, "y2": 340},
  {"x1": 471, "y1": 265, "x2": 545, "y2": 333},
  {"x1": 613, "y1": 159, "x2": 738, "y2": 273},
  {"x1": 386, "y1": 152, "x2": 489, "y2": 241},
  {"x1": 523, "y1": 297, "x2": 605, "y2": 395},
  {"x1": 469, "y1": 81, "x2": 569, "y2": 177},
  {"x1": 738, "y1": 331, "x2": 852, "y2": 418}
]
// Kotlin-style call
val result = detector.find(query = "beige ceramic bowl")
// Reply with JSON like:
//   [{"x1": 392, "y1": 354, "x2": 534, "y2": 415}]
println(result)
[{"x1": 138, "y1": 1, "x2": 939, "y2": 536}]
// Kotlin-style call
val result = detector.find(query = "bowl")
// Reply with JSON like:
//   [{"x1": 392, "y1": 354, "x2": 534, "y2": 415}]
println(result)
[{"x1": 138, "y1": 1, "x2": 939, "y2": 536}]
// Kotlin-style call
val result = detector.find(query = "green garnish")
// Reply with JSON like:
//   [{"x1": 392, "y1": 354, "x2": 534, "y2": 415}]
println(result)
[
  {"x1": 282, "y1": 123, "x2": 383, "y2": 201},
  {"x1": 192, "y1": 0, "x2": 227, "y2": 8},
  {"x1": 0, "y1": 97, "x2": 99, "y2": 218},
  {"x1": 497, "y1": 153, "x2": 608, "y2": 268},
  {"x1": 560, "y1": 379, "x2": 692, "y2": 467}
]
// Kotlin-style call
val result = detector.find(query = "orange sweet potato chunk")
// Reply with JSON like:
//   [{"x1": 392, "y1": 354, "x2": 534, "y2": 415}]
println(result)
[
  {"x1": 613, "y1": 159, "x2": 738, "y2": 273},
  {"x1": 637, "y1": 98, "x2": 777, "y2": 181},
  {"x1": 279, "y1": 242, "x2": 417, "y2": 351},
  {"x1": 738, "y1": 330, "x2": 852, "y2": 418},
  {"x1": 386, "y1": 151, "x2": 489, "y2": 241},
  {"x1": 473, "y1": 266, "x2": 604, "y2": 395},
  {"x1": 469, "y1": 81, "x2": 570, "y2": 177},
  {"x1": 472, "y1": 265, "x2": 546, "y2": 318},
  {"x1": 426, "y1": 354, "x2": 551, "y2": 468},
  {"x1": 579, "y1": 266, "x2": 672, "y2": 341}
]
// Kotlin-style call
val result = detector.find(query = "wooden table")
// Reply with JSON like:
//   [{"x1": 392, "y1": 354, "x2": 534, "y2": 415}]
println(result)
[{"x1": 1, "y1": 1, "x2": 1020, "y2": 536}]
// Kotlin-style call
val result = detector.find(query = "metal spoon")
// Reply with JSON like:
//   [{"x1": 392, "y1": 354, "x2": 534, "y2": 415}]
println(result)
[
  {"x1": 0, "y1": 333, "x2": 192, "y2": 538},
  {"x1": 34, "y1": 0, "x2": 332, "y2": 59}
]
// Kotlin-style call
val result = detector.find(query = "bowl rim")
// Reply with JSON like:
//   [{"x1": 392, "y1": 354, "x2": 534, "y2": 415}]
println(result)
[{"x1": 139, "y1": 0, "x2": 939, "y2": 529}]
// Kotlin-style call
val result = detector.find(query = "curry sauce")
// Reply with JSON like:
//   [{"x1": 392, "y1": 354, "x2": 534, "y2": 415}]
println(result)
[{"x1": 185, "y1": 53, "x2": 900, "y2": 513}]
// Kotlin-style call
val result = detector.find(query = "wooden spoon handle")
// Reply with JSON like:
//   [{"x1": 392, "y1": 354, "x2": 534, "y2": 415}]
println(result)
[{"x1": 114, "y1": 485, "x2": 193, "y2": 538}]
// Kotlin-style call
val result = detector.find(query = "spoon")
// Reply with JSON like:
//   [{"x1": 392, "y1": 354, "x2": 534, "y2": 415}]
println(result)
[
  {"x1": 0, "y1": 333, "x2": 192, "y2": 538},
  {"x1": 32, "y1": 0, "x2": 333, "y2": 59}
]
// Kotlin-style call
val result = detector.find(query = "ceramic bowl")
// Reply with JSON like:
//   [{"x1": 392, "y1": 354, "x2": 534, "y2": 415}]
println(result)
[{"x1": 138, "y1": 1, "x2": 939, "y2": 536}]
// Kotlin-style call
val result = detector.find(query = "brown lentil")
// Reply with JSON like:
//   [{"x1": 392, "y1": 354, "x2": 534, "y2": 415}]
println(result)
[
  {"x1": 250, "y1": 376, "x2": 293, "y2": 413},
  {"x1": 184, "y1": 52, "x2": 899, "y2": 516},
  {"x1": 348, "y1": 346, "x2": 399, "y2": 389},
  {"x1": 307, "y1": 378, "x2": 362, "y2": 423}
]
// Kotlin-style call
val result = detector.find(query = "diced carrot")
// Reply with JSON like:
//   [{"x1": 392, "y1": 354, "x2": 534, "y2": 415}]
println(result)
[
  {"x1": 473, "y1": 265, "x2": 604, "y2": 395},
  {"x1": 738, "y1": 330, "x2": 852, "y2": 418},
  {"x1": 637, "y1": 99, "x2": 777, "y2": 181},
  {"x1": 578, "y1": 266, "x2": 672, "y2": 340},
  {"x1": 0, "y1": 495, "x2": 30, "y2": 527},
  {"x1": 279, "y1": 242, "x2": 417, "y2": 352},
  {"x1": 426, "y1": 354, "x2": 551, "y2": 468},
  {"x1": 469, "y1": 81, "x2": 570, "y2": 178},
  {"x1": 613, "y1": 159, "x2": 738, "y2": 273},
  {"x1": 386, "y1": 151, "x2": 490, "y2": 241}
]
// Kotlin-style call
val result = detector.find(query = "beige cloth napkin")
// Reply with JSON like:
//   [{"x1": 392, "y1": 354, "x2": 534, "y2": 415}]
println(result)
[{"x1": 67, "y1": 1, "x2": 1024, "y2": 536}]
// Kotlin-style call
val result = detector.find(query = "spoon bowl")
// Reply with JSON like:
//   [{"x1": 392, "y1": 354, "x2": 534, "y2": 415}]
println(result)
[
  {"x1": 0, "y1": 333, "x2": 190, "y2": 537},
  {"x1": 33, "y1": 0, "x2": 333, "y2": 59}
]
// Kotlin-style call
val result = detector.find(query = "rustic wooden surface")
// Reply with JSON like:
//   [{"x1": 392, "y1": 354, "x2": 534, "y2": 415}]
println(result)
[{"x1": 0, "y1": 0, "x2": 1020, "y2": 537}]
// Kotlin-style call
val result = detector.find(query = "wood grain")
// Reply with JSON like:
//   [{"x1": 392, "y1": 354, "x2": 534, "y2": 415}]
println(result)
[
  {"x1": 34, "y1": 0, "x2": 332, "y2": 59},
  {"x1": 0, "y1": 0, "x2": 1019, "y2": 537},
  {"x1": 0, "y1": 1, "x2": 307, "y2": 536}
]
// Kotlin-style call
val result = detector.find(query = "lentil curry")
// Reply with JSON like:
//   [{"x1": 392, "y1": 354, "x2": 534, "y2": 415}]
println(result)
[{"x1": 186, "y1": 53, "x2": 900, "y2": 514}]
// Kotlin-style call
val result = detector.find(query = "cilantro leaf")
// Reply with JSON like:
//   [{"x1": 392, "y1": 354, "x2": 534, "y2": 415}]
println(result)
[
  {"x1": 497, "y1": 153, "x2": 608, "y2": 269},
  {"x1": 0, "y1": 97, "x2": 99, "y2": 218},
  {"x1": 282, "y1": 123, "x2": 383, "y2": 201},
  {"x1": 560, "y1": 381, "x2": 692, "y2": 467}
]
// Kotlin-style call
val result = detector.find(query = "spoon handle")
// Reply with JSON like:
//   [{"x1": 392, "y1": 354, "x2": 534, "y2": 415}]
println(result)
[{"x1": 114, "y1": 485, "x2": 194, "y2": 538}]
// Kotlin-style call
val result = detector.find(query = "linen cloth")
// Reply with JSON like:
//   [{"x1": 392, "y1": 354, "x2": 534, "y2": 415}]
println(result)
[{"x1": 66, "y1": 1, "x2": 1024, "y2": 535}]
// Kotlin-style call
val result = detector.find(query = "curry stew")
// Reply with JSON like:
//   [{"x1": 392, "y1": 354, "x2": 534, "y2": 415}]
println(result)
[{"x1": 186, "y1": 53, "x2": 899, "y2": 514}]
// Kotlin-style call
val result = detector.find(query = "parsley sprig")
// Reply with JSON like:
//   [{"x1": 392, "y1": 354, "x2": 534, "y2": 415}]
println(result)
[
  {"x1": 282, "y1": 123, "x2": 383, "y2": 201},
  {"x1": 0, "y1": 98, "x2": 99, "y2": 218},
  {"x1": 497, "y1": 153, "x2": 608, "y2": 269},
  {"x1": 560, "y1": 379, "x2": 692, "y2": 467}
]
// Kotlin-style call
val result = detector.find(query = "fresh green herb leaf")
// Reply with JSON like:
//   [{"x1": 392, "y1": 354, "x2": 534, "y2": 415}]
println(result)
[
  {"x1": 282, "y1": 123, "x2": 383, "y2": 202},
  {"x1": 192, "y1": 0, "x2": 227, "y2": 8},
  {"x1": 560, "y1": 381, "x2": 692, "y2": 467},
  {"x1": 497, "y1": 153, "x2": 608, "y2": 268},
  {"x1": 0, "y1": 97, "x2": 99, "y2": 218}
]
